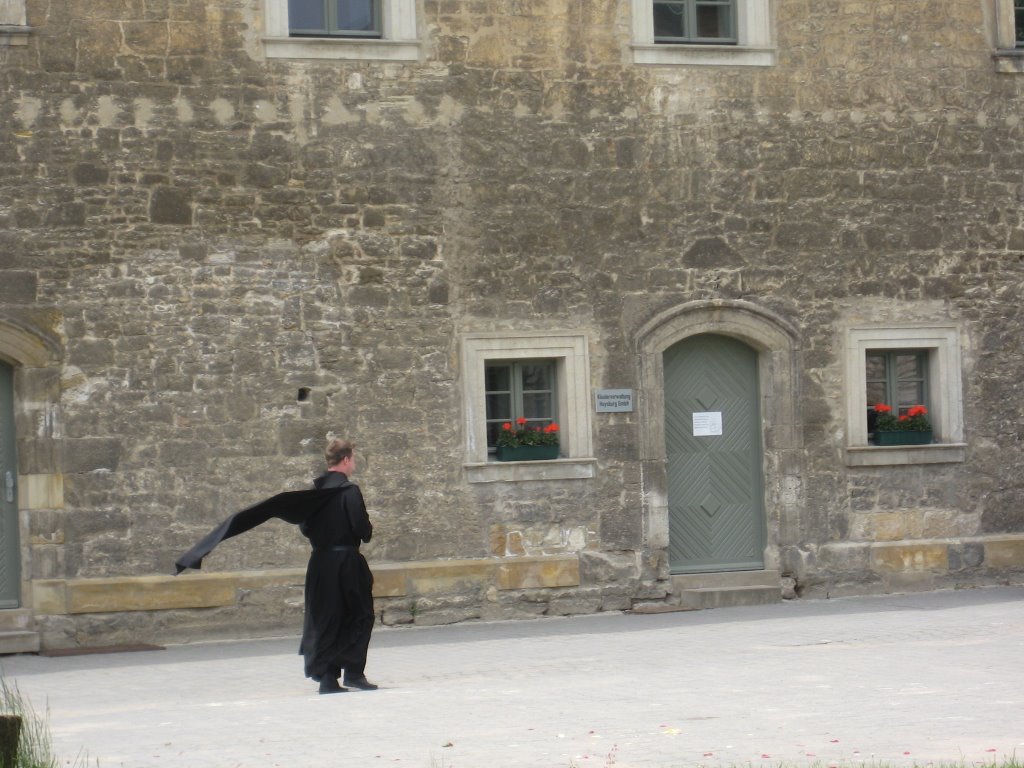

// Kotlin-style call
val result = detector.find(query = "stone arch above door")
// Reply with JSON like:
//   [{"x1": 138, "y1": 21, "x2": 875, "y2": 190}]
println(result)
[{"x1": 635, "y1": 300, "x2": 803, "y2": 576}]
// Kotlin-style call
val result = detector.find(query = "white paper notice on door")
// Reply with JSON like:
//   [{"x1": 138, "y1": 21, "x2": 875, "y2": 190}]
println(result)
[{"x1": 692, "y1": 411, "x2": 723, "y2": 437}]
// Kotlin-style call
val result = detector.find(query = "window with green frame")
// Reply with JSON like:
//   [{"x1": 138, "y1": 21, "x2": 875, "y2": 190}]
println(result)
[
  {"x1": 865, "y1": 350, "x2": 929, "y2": 435},
  {"x1": 653, "y1": 0, "x2": 736, "y2": 44},
  {"x1": 1016, "y1": 0, "x2": 1024, "y2": 46},
  {"x1": 288, "y1": 0, "x2": 381, "y2": 37},
  {"x1": 484, "y1": 361, "x2": 557, "y2": 451}
]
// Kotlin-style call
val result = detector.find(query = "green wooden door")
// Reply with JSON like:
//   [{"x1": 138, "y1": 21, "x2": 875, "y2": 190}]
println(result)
[
  {"x1": 0, "y1": 362, "x2": 19, "y2": 607},
  {"x1": 664, "y1": 334, "x2": 764, "y2": 573}
]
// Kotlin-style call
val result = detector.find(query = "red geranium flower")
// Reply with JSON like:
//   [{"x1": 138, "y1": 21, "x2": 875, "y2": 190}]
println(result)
[{"x1": 874, "y1": 403, "x2": 892, "y2": 413}]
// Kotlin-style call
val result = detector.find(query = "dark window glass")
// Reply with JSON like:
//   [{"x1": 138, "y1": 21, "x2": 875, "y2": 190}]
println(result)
[
  {"x1": 654, "y1": 0, "x2": 735, "y2": 44},
  {"x1": 1017, "y1": 0, "x2": 1024, "y2": 46},
  {"x1": 289, "y1": 0, "x2": 380, "y2": 37}
]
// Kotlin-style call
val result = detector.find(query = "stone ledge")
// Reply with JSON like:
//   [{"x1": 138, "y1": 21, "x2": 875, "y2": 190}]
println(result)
[
  {"x1": 31, "y1": 555, "x2": 581, "y2": 616},
  {"x1": 818, "y1": 534, "x2": 1024, "y2": 575}
]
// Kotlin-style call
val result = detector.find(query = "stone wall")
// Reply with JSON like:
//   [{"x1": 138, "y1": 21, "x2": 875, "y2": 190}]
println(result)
[{"x1": 1, "y1": 0, "x2": 1023, "y2": 648}]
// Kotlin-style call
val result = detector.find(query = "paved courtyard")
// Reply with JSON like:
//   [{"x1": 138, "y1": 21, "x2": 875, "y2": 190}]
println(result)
[{"x1": 2, "y1": 587, "x2": 1023, "y2": 768}]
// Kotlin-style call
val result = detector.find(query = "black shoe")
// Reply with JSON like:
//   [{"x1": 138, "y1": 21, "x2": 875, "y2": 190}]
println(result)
[
  {"x1": 318, "y1": 678, "x2": 348, "y2": 695},
  {"x1": 343, "y1": 675, "x2": 378, "y2": 691}
]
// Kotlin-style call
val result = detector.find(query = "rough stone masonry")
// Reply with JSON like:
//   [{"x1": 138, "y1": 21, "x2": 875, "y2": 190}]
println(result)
[{"x1": 0, "y1": 0, "x2": 1022, "y2": 649}]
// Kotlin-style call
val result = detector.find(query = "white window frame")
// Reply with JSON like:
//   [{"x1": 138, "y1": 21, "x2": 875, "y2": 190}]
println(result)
[
  {"x1": 844, "y1": 326, "x2": 966, "y2": 467},
  {"x1": 630, "y1": 0, "x2": 774, "y2": 67},
  {"x1": 462, "y1": 333, "x2": 595, "y2": 484},
  {"x1": 263, "y1": 0, "x2": 420, "y2": 61},
  {"x1": 0, "y1": 0, "x2": 30, "y2": 47}
]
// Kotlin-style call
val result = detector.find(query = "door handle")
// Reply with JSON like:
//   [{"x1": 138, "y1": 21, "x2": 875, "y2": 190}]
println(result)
[{"x1": 4, "y1": 472, "x2": 13, "y2": 503}]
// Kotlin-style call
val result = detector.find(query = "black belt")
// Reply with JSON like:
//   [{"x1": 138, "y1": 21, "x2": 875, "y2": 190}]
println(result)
[{"x1": 314, "y1": 545, "x2": 357, "y2": 553}]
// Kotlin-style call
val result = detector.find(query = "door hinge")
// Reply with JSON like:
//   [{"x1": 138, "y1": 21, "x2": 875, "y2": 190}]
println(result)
[{"x1": 4, "y1": 471, "x2": 14, "y2": 503}]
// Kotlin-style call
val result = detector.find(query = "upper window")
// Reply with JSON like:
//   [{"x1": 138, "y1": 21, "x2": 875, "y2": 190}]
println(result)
[
  {"x1": 843, "y1": 326, "x2": 965, "y2": 467},
  {"x1": 0, "y1": 0, "x2": 30, "y2": 47},
  {"x1": 288, "y1": 0, "x2": 381, "y2": 38},
  {"x1": 630, "y1": 0, "x2": 774, "y2": 67},
  {"x1": 264, "y1": 0, "x2": 419, "y2": 61},
  {"x1": 1017, "y1": 0, "x2": 1024, "y2": 46},
  {"x1": 654, "y1": 0, "x2": 736, "y2": 45}
]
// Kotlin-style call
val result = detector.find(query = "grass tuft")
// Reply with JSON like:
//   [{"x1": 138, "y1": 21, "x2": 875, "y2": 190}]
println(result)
[{"x1": 0, "y1": 677, "x2": 94, "y2": 768}]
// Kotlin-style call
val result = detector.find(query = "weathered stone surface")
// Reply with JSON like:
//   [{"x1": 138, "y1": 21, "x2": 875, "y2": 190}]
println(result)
[{"x1": 0, "y1": 0, "x2": 1022, "y2": 649}]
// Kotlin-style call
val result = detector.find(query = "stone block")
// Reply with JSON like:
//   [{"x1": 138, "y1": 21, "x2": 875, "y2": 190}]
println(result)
[
  {"x1": 497, "y1": 556, "x2": 579, "y2": 590},
  {"x1": 370, "y1": 566, "x2": 408, "y2": 598},
  {"x1": 150, "y1": 186, "x2": 193, "y2": 224},
  {"x1": 19, "y1": 474, "x2": 63, "y2": 510},
  {"x1": 405, "y1": 560, "x2": 493, "y2": 595},
  {"x1": 32, "y1": 580, "x2": 68, "y2": 614},
  {"x1": 0, "y1": 271, "x2": 37, "y2": 303},
  {"x1": 870, "y1": 543, "x2": 949, "y2": 573},
  {"x1": 67, "y1": 574, "x2": 237, "y2": 614},
  {"x1": 984, "y1": 537, "x2": 1024, "y2": 569},
  {"x1": 63, "y1": 437, "x2": 121, "y2": 473}
]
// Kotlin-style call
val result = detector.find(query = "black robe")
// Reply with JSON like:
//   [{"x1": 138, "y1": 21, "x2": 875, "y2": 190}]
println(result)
[{"x1": 175, "y1": 472, "x2": 374, "y2": 682}]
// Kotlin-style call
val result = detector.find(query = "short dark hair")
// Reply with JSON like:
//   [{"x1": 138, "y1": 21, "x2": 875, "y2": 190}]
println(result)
[{"x1": 325, "y1": 439, "x2": 354, "y2": 468}]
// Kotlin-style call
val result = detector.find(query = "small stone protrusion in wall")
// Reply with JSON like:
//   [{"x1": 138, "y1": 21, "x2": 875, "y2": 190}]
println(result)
[{"x1": 780, "y1": 576, "x2": 798, "y2": 600}]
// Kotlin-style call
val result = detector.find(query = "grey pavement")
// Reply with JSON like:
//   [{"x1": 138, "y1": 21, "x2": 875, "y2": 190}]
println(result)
[{"x1": 2, "y1": 587, "x2": 1024, "y2": 768}]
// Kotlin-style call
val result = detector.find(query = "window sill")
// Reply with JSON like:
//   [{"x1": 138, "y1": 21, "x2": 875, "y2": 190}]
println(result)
[
  {"x1": 264, "y1": 36, "x2": 421, "y2": 61},
  {"x1": 464, "y1": 457, "x2": 597, "y2": 484},
  {"x1": 844, "y1": 443, "x2": 966, "y2": 467},
  {"x1": 0, "y1": 25, "x2": 31, "y2": 47},
  {"x1": 632, "y1": 44, "x2": 775, "y2": 67},
  {"x1": 994, "y1": 49, "x2": 1024, "y2": 73}
]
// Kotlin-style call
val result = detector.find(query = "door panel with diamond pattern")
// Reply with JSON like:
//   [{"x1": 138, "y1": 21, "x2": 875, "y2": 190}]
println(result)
[
  {"x1": 0, "y1": 362, "x2": 19, "y2": 607},
  {"x1": 664, "y1": 334, "x2": 764, "y2": 573}
]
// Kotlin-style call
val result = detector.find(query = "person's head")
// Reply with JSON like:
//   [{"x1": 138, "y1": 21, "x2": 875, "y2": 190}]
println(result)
[{"x1": 325, "y1": 439, "x2": 355, "y2": 474}]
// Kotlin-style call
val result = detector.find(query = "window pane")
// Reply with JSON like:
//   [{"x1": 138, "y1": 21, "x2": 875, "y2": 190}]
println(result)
[
  {"x1": 289, "y1": 0, "x2": 327, "y2": 31},
  {"x1": 485, "y1": 365, "x2": 511, "y2": 392},
  {"x1": 866, "y1": 381, "x2": 887, "y2": 407},
  {"x1": 520, "y1": 364, "x2": 552, "y2": 392},
  {"x1": 897, "y1": 381, "x2": 924, "y2": 409},
  {"x1": 865, "y1": 354, "x2": 887, "y2": 383},
  {"x1": 894, "y1": 353, "x2": 922, "y2": 380},
  {"x1": 486, "y1": 422, "x2": 502, "y2": 448},
  {"x1": 522, "y1": 392, "x2": 553, "y2": 420},
  {"x1": 486, "y1": 394, "x2": 511, "y2": 421},
  {"x1": 1017, "y1": 0, "x2": 1024, "y2": 45},
  {"x1": 654, "y1": 1, "x2": 687, "y2": 39},
  {"x1": 335, "y1": 0, "x2": 377, "y2": 32},
  {"x1": 696, "y1": 2, "x2": 732, "y2": 39}
]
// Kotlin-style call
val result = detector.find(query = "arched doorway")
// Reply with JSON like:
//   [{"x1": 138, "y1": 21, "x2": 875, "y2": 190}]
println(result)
[
  {"x1": 0, "y1": 360, "x2": 18, "y2": 606},
  {"x1": 663, "y1": 334, "x2": 764, "y2": 572},
  {"x1": 637, "y1": 300, "x2": 802, "y2": 581}
]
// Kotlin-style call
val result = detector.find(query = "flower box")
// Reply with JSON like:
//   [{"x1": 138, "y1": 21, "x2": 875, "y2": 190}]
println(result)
[
  {"x1": 874, "y1": 429, "x2": 933, "y2": 446},
  {"x1": 495, "y1": 444, "x2": 560, "y2": 462}
]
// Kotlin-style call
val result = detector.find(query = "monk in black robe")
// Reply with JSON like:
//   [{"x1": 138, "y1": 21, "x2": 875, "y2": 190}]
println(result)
[{"x1": 175, "y1": 438, "x2": 377, "y2": 695}]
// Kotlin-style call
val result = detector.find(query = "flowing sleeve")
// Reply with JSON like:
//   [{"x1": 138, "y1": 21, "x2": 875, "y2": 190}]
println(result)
[{"x1": 174, "y1": 487, "x2": 346, "y2": 574}]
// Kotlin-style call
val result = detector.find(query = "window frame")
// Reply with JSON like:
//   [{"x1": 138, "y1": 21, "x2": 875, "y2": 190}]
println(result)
[
  {"x1": 844, "y1": 326, "x2": 966, "y2": 467},
  {"x1": 864, "y1": 349, "x2": 930, "y2": 437},
  {"x1": 0, "y1": 0, "x2": 31, "y2": 47},
  {"x1": 653, "y1": 0, "x2": 738, "y2": 45},
  {"x1": 630, "y1": 0, "x2": 774, "y2": 67},
  {"x1": 462, "y1": 333, "x2": 595, "y2": 483},
  {"x1": 287, "y1": 0, "x2": 383, "y2": 39},
  {"x1": 994, "y1": 0, "x2": 1024, "y2": 72},
  {"x1": 484, "y1": 359, "x2": 558, "y2": 451},
  {"x1": 263, "y1": 0, "x2": 420, "y2": 61}
]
